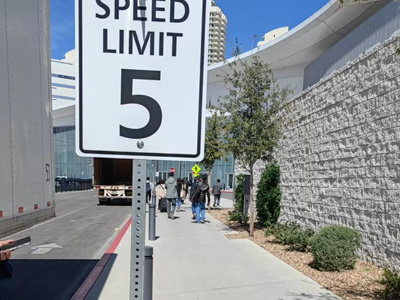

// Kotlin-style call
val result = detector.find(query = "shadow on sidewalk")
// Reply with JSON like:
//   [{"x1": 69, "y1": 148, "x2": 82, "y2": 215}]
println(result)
[
  {"x1": 284, "y1": 290, "x2": 341, "y2": 300},
  {"x1": 0, "y1": 259, "x2": 99, "y2": 300}
]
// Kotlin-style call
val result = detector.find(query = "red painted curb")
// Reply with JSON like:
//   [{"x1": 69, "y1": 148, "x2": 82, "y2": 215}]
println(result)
[
  {"x1": 106, "y1": 217, "x2": 132, "y2": 254},
  {"x1": 71, "y1": 217, "x2": 132, "y2": 300}
]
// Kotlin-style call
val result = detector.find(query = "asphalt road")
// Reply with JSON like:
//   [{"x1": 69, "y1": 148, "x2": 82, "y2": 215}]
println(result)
[{"x1": 0, "y1": 191, "x2": 131, "y2": 300}]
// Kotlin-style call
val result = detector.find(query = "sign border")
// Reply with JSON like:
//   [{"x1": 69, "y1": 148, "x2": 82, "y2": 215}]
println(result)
[{"x1": 77, "y1": 0, "x2": 207, "y2": 158}]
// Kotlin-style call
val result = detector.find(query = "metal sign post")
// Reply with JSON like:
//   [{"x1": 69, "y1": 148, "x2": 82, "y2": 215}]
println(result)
[
  {"x1": 131, "y1": 159, "x2": 147, "y2": 300},
  {"x1": 76, "y1": 1, "x2": 211, "y2": 299}
]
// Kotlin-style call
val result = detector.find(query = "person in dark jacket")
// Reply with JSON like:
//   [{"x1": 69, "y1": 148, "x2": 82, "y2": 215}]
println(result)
[
  {"x1": 0, "y1": 240, "x2": 14, "y2": 300},
  {"x1": 176, "y1": 178, "x2": 182, "y2": 212},
  {"x1": 192, "y1": 175, "x2": 210, "y2": 224},
  {"x1": 189, "y1": 177, "x2": 200, "y2": 220},
  {"x1": 212, "y1": 179, "x2": 222, "y2": 207}
]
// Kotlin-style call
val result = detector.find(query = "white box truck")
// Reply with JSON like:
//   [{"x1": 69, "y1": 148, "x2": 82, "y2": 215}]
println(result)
[{"x1": 0, "y1": 0, "x2": 55, "y2": 238}]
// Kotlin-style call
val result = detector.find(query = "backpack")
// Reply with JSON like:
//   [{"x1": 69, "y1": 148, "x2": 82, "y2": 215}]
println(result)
[
  {"x1": 146, "y1": 182, "x2": 151, "y2": 192},
  {"x1": 190, "y1": 186, "x2": 201, "y2": 202}
]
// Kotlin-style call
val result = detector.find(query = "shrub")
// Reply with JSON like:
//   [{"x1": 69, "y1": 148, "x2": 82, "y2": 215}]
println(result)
[
  {"x1": 256, "y1": 163, "x2": 281, "y2": 226},
  {"x1": 229, "y1": 174, "x2": 248, "y2": 224},
  {"x1": 285, "y1": 228, "x2": 315, "y2": 252},
  {"x1": 234, "y1": 174, "x2": 244, "y2": 211},
  {"x1": 379, "y1": 267, "x2": 400, "y2": 300},
  {"x1": 311, "y1": 225, "x2": 361, "y2": 271},
  {"x1": 228, "y1": 211, "x2": 249, "y2": 224},
  {"x1": 265, "y1": 222, "x2": 314, "y2": 252}
]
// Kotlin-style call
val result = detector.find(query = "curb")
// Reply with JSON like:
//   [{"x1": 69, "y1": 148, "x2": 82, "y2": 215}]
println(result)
[{"x1": 71, "y1": 217, "x2": 132, "y2": 300}]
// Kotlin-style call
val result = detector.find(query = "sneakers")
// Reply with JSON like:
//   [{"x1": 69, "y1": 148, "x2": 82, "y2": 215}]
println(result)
[
  {"x1": 192, "y1": 214, "x2": 196, "y2": 220},
  {"x1": 200, "y1": 220, "x2": 205, "y2": 224}
]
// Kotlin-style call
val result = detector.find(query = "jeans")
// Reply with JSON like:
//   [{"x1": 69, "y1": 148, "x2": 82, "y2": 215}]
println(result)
[
  {"x1": 213, "y1": 194, "x2": 221, "y2": 206},
  {"x1": 194, "y1": 202, "x2": 206, "y2": 223},
  {"x1": 176, "y1": 197, "x2": 182, "y2": 209},
  {"x1": 192, "y1": 202, "x2": 196, "y2": 215},
  {"x1": 167, "y1": 198, "x2": 176, "y2": 218}
]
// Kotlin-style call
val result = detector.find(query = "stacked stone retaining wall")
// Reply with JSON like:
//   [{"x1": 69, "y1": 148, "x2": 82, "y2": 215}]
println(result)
[{"x1": 275, "y1": 35, "x2": 400, "y2": 268}]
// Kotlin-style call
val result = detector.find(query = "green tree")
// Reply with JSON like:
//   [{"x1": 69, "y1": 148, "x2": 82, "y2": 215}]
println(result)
[
  {"x1": 220, "y1": 52, "x2": 291, "y2": 236},
  {"x1": 200, "y1": 109, "x2": 226, "y2": 205}
]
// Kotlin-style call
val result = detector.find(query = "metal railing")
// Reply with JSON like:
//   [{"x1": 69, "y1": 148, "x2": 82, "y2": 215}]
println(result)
[{"x1": 55, "y1": 178, "x2": 93, "y2": 193}]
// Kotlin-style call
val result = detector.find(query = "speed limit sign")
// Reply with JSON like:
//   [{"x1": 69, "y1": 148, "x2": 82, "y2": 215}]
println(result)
[{"x1": 76, "y1": 0, "x2": 209, "y2": 161}]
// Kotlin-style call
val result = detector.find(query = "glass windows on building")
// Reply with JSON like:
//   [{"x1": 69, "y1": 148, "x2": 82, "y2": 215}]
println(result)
[
  {"x1": 53, "y1": 127, "x2": 92, "y2": 180},
  {"x1": 146, "y1": 154, "x2": 235, "y2": 190}
]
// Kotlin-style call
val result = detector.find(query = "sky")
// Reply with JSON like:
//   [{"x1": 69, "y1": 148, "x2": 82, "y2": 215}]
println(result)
[{"x1": 50, "y1": 0, "x2": 330, "y2": 60}]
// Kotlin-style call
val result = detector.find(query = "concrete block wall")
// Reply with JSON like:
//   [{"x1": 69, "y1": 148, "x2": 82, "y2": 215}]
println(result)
[{"x1": 275, "y1": 35, "x2": 400, "y2": 268}]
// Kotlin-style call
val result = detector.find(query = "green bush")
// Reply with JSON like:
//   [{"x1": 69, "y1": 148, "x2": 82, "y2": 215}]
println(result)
[
  {"x1": 234, "y1": 174, "x2": 244, "y2": 211},
  {"x1": 228, "y1": 211, "x2": 249, "y2": 224},
  {"x1": 256, "y1": 163, "x2": 281, "y2": 226},
  {"x1": 379, "y1": 267, "x2": 400, "y2": 300},
  {"x1": 265, "y1": 222, "x2": 314, "y2": 252},
  {"x1": 229, "y1": 174, "x2": 248, "y2": 224},
  {"x1": 311, "y1": 225, "x2": 361, "y2": 271}
]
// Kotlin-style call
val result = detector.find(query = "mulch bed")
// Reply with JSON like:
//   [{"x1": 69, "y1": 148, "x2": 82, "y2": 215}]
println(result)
[{"x1": 208, "y1": 208, "x2": 384, "y2": 300}]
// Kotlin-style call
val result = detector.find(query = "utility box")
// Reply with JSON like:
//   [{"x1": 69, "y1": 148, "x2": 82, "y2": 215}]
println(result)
[
  {"x1": 243, "y1": 175, "x2": 250, "y2": 215},
  {"x1": 0, "y1": 0, "x2": 55, "y2": 238}
]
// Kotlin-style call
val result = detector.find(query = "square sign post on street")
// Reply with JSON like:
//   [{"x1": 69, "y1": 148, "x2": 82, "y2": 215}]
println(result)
[
  {"x1": 76, "y1": 1, "x2": 210, "y2": 300},
  {"x1": 76, "y1": 0, "x2": 209, "y2": 161}
]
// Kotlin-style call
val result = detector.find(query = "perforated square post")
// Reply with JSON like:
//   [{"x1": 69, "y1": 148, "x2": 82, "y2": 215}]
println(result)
[{"x1": 131, "y1": 160, "x2": 146, "y2": 299}]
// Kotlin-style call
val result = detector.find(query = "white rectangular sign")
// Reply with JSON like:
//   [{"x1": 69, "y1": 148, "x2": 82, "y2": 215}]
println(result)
[{"x1": 76, "y1": 0, "x2": 209, "y2": 161}]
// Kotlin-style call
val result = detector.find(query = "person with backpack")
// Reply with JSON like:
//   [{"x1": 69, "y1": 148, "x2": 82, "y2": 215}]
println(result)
[
  {"x1": 190, "y1": 177, "x2": 200, "y2": 220},
  {"x1": 212, "y1": 179, "x2": 222, "y2": 208},
  {"x1": 176, "y1": 178, "x2": 182, "y2": 212},
  {"x1": 191, "y1": 175, "x2": 210, "y2": 224},
  {"x1": 165, "y1": 172, "x2": 178, "y2": 219},
  {"x1": 146, "y1": 177, "x2": 154, "y2": 204}
]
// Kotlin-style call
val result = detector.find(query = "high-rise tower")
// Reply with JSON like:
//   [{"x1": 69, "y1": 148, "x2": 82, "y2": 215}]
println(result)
[{"x1": 208, "y1": 0, "x2": 227, "y2": 65}]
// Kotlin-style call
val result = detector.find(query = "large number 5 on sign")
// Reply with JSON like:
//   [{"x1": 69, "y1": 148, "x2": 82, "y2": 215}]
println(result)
[{"x1": 120, "y1": 69, "x2": 163, "y2": 139}]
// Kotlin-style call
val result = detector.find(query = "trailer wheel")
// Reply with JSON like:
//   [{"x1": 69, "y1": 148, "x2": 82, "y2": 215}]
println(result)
[{"x1": 99, "y1": 199, "x2": 110, "y2": 205}]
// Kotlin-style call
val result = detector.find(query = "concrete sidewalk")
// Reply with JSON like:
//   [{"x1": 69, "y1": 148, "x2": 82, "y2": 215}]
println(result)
[{"x1": 86, "y1": 197, "x2": 341, "y2": 300}]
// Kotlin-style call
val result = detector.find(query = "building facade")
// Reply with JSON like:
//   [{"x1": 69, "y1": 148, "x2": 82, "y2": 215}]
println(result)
[
  {"x1": 257, "y1": 27, "x2": 289, "y2": 47},
  {"x1": 208, "y1": 0, "x2": 400, "y2": 268},
  {"x1": 208, "y1": 0, "x2": 227, "y2": 65},
  {"x1": 51, "y1": 50, "x2": 93, "y2": 180}
]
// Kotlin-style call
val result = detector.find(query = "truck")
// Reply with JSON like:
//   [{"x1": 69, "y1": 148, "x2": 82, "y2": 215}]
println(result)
[
  {"x1": 0, "y1": 0, "x2": 55, "y2": 238},
  {"x1": 93, "y1": 158, "x2": 133, "y2": 204}
]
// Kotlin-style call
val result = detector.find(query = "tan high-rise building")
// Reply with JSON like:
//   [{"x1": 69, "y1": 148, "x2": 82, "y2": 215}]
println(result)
[{"x1": 208, "y1": 0, "x2": 227, "y2": 65}]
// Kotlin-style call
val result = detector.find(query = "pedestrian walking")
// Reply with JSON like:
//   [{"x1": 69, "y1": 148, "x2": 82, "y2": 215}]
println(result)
[
  {"x1": 176, "y1": 178, "x2": 182, "y2": 212},
  {"x1": 165, "y1": 172, "x2": 178, "y2": 219},
  {"x1": 155, "y1": 179, "x2": 166, "y2": 211},
  {"x1": 0, "y1": 240, "x2": 13, "y2": 300},
  {"x1": 146, "y1": 177, "x2": 154, "y2": 203},
  {"x1": 212, "y1": 179, "x2": 222, "y2": 207},
  {"x1": 191, "y1": 175, "x2": 210, "y2": 224},
  {"x1": 189, "y1": 177, "x2": 200, "y2": 220},
  {"x1": 181, "y1": 179, "x2": 188, "y2": 204}
]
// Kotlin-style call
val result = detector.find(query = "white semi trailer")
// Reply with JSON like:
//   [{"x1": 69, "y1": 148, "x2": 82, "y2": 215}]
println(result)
[{"x1": 0, "y1": 0, "x2": 55, "y2": 238}]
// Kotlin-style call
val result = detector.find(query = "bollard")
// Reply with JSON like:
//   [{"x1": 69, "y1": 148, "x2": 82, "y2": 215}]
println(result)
[
  {"x1": 149, "y1": 194, "x2": 156, "y2": 241},
  {"x1": 144, "y1": 246, "x2": 153, "y2": 300}
]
